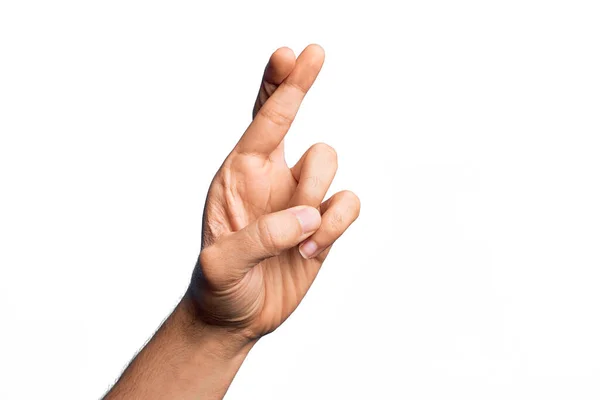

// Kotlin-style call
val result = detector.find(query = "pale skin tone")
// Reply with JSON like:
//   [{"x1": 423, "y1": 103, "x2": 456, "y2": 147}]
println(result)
[{"x1": 104, "y1": 44, "x2": 361, "y2": 399}]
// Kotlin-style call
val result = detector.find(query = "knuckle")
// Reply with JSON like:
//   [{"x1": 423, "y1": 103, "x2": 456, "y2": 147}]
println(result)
[
  {"x1": 256, "y1": 217, "x2": 279, "y2": 253},
  {"x1": 282, "y1": 79, "x2": 308, "y2": 95},
  {"x1": 197, "y1": 246, "x2": 222, "y2": 287},
  {"x1": 328, "y1": 211, "x2": 345, "y2": 232},
  {"x1": 199, "y1": 246, "x2": 218, "y2": 268},
  {"x1": 258, "y1": 102, "x2": 294, "y2": 130},
  {"x1": 304, "y1": 175, "x2": 320, "y2": 189}
]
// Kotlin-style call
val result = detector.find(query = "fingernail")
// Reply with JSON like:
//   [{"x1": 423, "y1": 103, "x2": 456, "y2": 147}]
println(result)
[
  {"x1": 299, "y1": 240, "x2": 319, "y2": 259},
  {"x1": 290, "y1": 206, "x2": 321, "y2": 233}
]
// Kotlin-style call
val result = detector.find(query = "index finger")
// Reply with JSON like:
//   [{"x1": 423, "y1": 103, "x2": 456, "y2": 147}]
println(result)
[{"x1": 236, "y1": 44, "x2": 325, "y2": 156}]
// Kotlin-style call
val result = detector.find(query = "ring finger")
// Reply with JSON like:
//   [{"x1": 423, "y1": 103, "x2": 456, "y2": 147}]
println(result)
[
  {"x1": 289, "y1": 142, "x2": 338, "y2": 208},
  {"x1": 298, "y1": 190, "x2": 361, "y2": 260}
]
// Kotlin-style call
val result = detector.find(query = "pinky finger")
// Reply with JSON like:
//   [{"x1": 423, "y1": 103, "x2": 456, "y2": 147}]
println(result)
[{"x1": 298, "y1": 190, "x2": 361, "y2": 261}]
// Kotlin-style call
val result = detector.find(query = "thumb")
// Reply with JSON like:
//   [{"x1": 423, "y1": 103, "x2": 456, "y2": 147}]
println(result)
[{"x1": 203, "y1": 206, "x2": 321, "y2": 281}]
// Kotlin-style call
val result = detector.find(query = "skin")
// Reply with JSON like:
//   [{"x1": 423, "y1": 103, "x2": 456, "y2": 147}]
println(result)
[{"x1": 104, "y1": 44, "x2": 361, "y2": 400}]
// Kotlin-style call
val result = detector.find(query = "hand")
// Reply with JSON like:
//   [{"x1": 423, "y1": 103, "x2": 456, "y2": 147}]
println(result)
[{"x1": 187, "y1": 44, "x2": 361, "y2": 340}]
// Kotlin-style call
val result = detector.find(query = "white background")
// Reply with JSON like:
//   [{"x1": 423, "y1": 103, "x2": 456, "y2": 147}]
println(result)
[{"x1": 1, "y1": 1, "x2": 599, "y2": 399}]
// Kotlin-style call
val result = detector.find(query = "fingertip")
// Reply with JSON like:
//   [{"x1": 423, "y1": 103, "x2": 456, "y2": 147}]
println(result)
[
  {"x1": 266, "y1": 47, "x2": 296, "y2": 85},
  {"x1": 304, "y1": 43, "x2": 326, "y2": 65},
  {"x1": 298, "y1": 239, "x2": 319, "y2": 259},
  {"x1": 289, "y1": 44, "x2": 325, "y2": 85},
  {"x1": 306, "y1": 43, "x2": 325, "y2": 56},
  {"x1": 273, "y1": 46, "x2": 296, "y2": 61}
]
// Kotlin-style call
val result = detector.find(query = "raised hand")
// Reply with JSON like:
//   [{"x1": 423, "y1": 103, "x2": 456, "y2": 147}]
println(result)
[{"x1": 187, "y1": 44, "x2": 361, "y2": 340}]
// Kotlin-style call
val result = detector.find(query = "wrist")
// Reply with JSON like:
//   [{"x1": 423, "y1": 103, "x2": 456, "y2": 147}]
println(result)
[
  {"x1": 175, "y1": 290, "x2": 258, "y2": 359},
  {"x1": 105, "y1": 292, "x2": 256, "y2": 399}
]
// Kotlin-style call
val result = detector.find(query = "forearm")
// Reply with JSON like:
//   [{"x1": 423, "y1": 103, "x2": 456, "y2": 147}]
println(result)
[{"x1": 104, "y1": 292, "x2": 255, "y2": 400}]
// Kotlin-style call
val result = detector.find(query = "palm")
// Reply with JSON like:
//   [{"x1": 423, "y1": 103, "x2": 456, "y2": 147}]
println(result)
[
  {"x1": 192, "y1": 45, "x2": 359, "y2": 339},
  {"x1": 204, "y1": 149, "x2": 323, "y2": 335}
]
